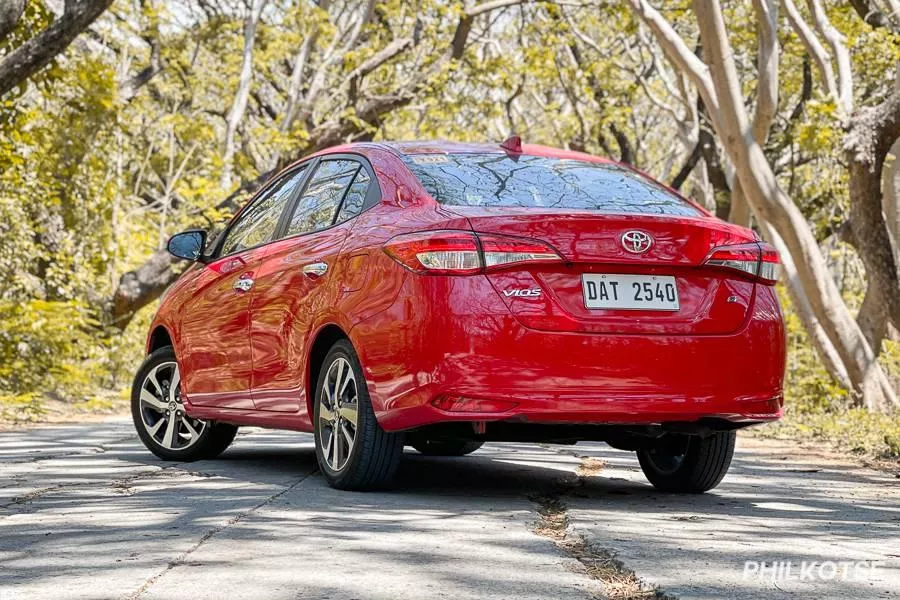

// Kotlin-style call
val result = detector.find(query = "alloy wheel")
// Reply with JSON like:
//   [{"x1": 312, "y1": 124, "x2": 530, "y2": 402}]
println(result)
[
  {"x1": 318, "y1": 357, "x2": 359, "y2": 472},
  {"x1": 138, "y1": 361, "x2": 207, "y2": 451},
  {"x1": 645, "y1": 451, "x2": 686, "y2": 475}
]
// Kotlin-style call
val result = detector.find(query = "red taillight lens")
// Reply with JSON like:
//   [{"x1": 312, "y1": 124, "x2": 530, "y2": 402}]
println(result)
[
  {"x1": 382, "y1": 230, "x2": 482, "y2": 275},
  {"x1": 757, "y1": 242, "x2": 780, "y2": 284},
  {"x1": 383, "y1": 230, "x2": 562, "y2": 275},
  {"x1": 479, "y1": 233, "x2": 561, "y2": 270},
  {"x1": 703, "y1": 242, "x2": 780, "y2": 285}
]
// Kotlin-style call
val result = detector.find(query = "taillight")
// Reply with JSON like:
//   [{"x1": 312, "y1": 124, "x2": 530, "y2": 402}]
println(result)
[
  {"x1": 703, "y1": 242, "x2": 780, "y2": 284},
  {"x1": 382, "y1": 231, "x2": 481, "y2": 275},
  {"x1": 479, "y1": 233, "x2": 561, "y2": 269},
  {"x1": 382, "y1": 230, "x2": 562, "y2": 275}
]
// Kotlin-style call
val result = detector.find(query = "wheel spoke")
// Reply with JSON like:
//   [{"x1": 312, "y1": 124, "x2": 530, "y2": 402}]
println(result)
[
  {"x1": 141, "y1": 389, "x2": 167, "y2": 412},
  {"x1": 147, "y1": 418, "x2": 166, "y2": 437},
  {"x1": 162, "y1": 415, "x2": 177, "y2": 448},
  {"x1": 147, "y1": 368, "x2": 163, "y2": 397},
  {"x1": 333, "y1": 360, "x2": 345, "y2": 404},
  {"x1": 169, "y1": 367, "x2": 181, "y2": 404},
  {"x1": 338, "y1": 402, "x2": 357, "y2": 427},
  {"x1": 181, "y1": 417, "x2": 199, "y2": 441},
  {"x1": 338, "y1": 369, "x2": 352, "y2": 397},
  {"x1": 340, "y1": 422, "x2": 354, "y2": 448},
  {"x1": 332, "y1": 429, "x2": 341, "y2": 470}
]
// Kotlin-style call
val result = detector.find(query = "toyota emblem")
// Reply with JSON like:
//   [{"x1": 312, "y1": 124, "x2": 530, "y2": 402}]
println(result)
[{"x1": 621, "y1": 230, "x2": 653, "y2": 253}]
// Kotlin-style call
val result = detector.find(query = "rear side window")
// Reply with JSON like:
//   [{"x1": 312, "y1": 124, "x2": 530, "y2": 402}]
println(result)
[
  {"x1": 285, "y1": 160, "x2": 359, "y2": 237},
  {"x1": 401, "y1": 153, "x2": 701, "y2": 217},
  {"x1": 336, "y1": 168, "x2": 370, "y2": 223}
]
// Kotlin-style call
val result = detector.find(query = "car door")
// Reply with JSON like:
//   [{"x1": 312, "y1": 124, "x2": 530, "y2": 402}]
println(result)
[
  {"x1": 249, "y1": 158, "x2": 374, "y2": 412},
  {"x1": 178, "y1": 165, "x2": 310, "y2": 409}
]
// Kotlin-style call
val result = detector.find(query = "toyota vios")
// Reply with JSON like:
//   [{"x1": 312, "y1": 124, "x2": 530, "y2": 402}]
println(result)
[{"x1": 132, "y1": 138, "x2": 785, "y2": 492}]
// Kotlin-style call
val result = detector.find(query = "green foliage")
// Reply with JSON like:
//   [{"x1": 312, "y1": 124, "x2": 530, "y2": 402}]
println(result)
[
  {"x1": 0, "y1": 0, "x2": 898, "y2": 447},
  {"x1": 0, "y1": 300, "x2": 98, "y2": 400},
  {"x1": 775, "y1": 287, "x2": 900, "y2": 460}
]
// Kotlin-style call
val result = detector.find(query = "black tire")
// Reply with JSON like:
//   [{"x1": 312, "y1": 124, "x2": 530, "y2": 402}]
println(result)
[
  {"x1": 637, "y1": 431, "x2": 736, "y2": 493},
  {"x1": 131, "y1": 346, "x2": 238, "y2": 462},
  {"x1": 410, "y1": 439, "x2": 484, "y2": 456},
  {"x1": 313, "y1": 340, "x2": 404, "y2": 490}
]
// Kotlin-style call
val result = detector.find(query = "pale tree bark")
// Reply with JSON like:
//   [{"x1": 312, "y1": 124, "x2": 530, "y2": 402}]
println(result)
[
  {"x1": 221, "y1": 0, "x2": 268, "y2": 190},
  {"x1": 783, "y1": 0, "x2": 839, "y2": 106},
  {"x1": 761, "y1": 222, "x2": 852, "y2": 388},
  {"x1": 728, "y1": 0, "x2": 778, "y2": 227},
  {"x1": 806, "y1": 0, "x2": 853, "y2": 115},
  {"x1": 735, "y1": 0, "x2": 850, "y2": 386},
  {"x1": 0, "y1": 0, "x2": 114, "y2": 98},
  {"x1": 627, "y1": 0, "x2": 898, "y2": 410}
]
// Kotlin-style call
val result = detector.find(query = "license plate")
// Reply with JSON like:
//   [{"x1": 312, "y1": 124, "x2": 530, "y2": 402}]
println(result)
[{"x1": 582, "y1": 274, "x2": 679, "y2": 311}]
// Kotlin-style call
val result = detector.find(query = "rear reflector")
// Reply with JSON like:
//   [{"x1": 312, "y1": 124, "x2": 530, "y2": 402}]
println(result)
[
  {"x1": 703, "y1": 242, "x2": 780, "y2": 285},
  {"x1": 383, "y1": 230, "x2": 562, "y2": 275},
  {"x1": 432, "y1": 395, "x2": 519, "y2": 413}
]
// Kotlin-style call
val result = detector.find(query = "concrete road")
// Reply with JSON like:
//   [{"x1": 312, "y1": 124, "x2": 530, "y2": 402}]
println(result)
[{"x1": 0, "y1": 419, "x2": 897, "y2": 600}]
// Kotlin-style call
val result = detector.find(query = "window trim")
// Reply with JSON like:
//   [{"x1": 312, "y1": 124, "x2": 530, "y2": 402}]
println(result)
[{"x1": 273, "y1": 153, "x2": 381, "y2": 243}]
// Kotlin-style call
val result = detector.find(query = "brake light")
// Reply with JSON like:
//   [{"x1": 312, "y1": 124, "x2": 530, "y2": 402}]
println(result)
[
  {"x1": 382, "y1": 230, "x2": 562, "y2": 275},
  {"x1": 703, "y1": 242, "x2": 780, "y2": 284},
  {"x1": 382, "y1": 231, "x2": 481, "y2": 275},
  {"x1": 479, "y1": 233, "x2": 561, "y2": 269}
]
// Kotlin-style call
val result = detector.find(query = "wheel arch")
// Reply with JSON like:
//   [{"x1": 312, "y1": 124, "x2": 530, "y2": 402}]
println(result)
[
  {"x1": 147, "y1": 325, "x2": 174, "y2": 354},
  {"x1": 306, "y1": 324, "x2": 351, "y2": 418}
]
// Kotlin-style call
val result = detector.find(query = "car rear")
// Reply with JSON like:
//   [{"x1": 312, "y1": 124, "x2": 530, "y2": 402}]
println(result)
[{"x1": 356, "y1": 146, "x2": 785, "y2": 434}]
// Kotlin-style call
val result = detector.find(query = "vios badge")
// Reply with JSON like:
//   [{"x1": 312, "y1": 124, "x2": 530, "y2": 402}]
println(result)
[{"x1": 503, "y1": 288, "x2": 542, "y2": 298}]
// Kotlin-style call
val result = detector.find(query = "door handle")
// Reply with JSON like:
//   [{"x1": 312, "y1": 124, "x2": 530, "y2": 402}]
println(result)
[
  {"x1": 233, "y1": 277, "x2": 254, "y2": 292},
  {"x1": 302, "y1": 262, "x2": 328, "y2": 279}
]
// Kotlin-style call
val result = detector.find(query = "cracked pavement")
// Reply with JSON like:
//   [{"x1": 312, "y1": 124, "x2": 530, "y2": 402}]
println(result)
[{"x1": 0, "y1": 419, "x2": 898, "y2": 599}]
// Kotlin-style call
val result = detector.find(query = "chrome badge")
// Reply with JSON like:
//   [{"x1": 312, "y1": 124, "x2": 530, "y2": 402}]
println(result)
[{"x1": 621, "y1": 230, "x2": 653, "y2": 254}]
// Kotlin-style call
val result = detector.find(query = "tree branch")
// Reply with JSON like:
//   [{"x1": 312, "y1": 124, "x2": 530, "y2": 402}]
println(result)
[
  {"x1": 783, "y1": 0, "x2": 839, "y2": 107},
  {"x1": 806, "y1": 0, "x2": 853, "y2": 115},
  {"x1": 0, "y1": 0, "x2": 114, "y2": 97}
]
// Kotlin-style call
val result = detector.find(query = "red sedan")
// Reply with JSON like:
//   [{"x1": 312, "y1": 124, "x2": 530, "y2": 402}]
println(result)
[{"x1": 132, "y1": 138, "x2": 785, "y2": 492}]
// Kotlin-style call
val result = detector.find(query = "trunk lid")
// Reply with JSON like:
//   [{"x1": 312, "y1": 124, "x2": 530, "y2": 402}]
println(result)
[{"x1": 451, "y1": 207, "x2": 758, "y2": 335}]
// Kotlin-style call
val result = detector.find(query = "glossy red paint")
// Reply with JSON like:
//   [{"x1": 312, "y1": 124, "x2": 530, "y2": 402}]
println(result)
[{"x1": 147, "y1": 140, "x2": 785, "y2": 435}]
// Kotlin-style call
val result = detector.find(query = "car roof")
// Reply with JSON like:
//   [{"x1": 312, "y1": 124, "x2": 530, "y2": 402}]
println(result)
[
  {"x1": 373, "y1": 140, "x2": 616, "y2": 164},
  {"x1": 311, "y1": 140, "x2": 616, "y2": 165},
  {"x1": 297, "y1": 140, "x2": 708, "y2": 215}
]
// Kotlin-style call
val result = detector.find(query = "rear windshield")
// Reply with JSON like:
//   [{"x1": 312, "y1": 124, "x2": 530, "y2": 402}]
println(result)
[{"x1": 402, "y1": 153, "x2": 701, "y2": 217}]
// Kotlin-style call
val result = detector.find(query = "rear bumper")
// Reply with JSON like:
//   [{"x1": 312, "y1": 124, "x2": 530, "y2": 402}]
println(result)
[{"x1": 350, "y1": 275, "x2": 785, "y2": 432}]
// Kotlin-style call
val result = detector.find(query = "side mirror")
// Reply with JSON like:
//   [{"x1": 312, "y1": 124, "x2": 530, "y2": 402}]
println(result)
[{"x1": 167, "y1": 229, "x2": 207, "y2": 261}]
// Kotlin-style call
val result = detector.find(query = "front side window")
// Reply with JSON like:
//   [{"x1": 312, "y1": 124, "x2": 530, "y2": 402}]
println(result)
[
  {"x1": 401, "y1": 153, "x2": 702, "y2": 217},
  {"x1": 220, "y1": 167, "x2": 308, "y2": 255},
  {"x1": 285, "y1": 159, "x2": 360, "y2": 237}
]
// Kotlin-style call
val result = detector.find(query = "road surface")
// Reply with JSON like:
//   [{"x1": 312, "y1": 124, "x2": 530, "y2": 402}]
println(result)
[{"x1": 1, "y1": 419, "x2": 897, "y2": 599}]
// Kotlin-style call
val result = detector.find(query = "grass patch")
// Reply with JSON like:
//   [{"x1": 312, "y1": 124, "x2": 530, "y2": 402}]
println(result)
[{"x1": 759, "y1": 405, "x2": 900, "y2": 464}]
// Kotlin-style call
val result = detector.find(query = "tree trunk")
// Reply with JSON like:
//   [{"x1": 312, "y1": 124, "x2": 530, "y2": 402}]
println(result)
[
  {"x1": 221, "y1": 0, "x2": 267, "y2": 189},
  {"x1": 689, "y1": 0, "x2": 897, "y2": 409},
  {"x1": 884, "y1": 139, "x2": 900, "y2": 256},
  {"x1": 843, "y1": 84, "x2": 900, "y2": 353}
]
